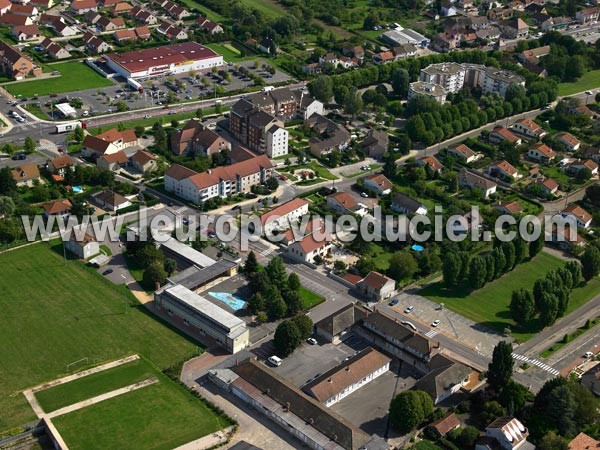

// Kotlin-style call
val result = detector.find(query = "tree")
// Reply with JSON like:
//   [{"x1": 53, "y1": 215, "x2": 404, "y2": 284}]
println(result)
[
  {"x1": 244, "y1": 251, "x2": 260, "y2": 275},
  {"x1": 389, "y1": 390, "x2": 433, "y2": 433},
  {"x1": 266, "y1": 176, "x2": 279, "y2": 191},
  {"x1": 581, "y1": 246, "x2": 600, "y2": 281},
  {"x1": 391, "y1": 68, "x2": 410, "y2": 98},
  {"x1": 535, "y1": 377, "x2": 568, "y2": 411},
  {"x1": 287, "y1": 272, "x2": 301, "y2": 292},
  {"x1": 285, "y1": 289, "x2": 302, "y2": 316},
  {"x1": 273, "y1": 320, "x2": 301, "y2": 356},
  {"x1": 73, "y1": 126, "x2": 85, "y2": 143},
  {"x1": 143, "y1": 263, "x2": 167, "y2": 289},
  {"x1": 456, "y1": 426, "x2": 480, "y2": 448},
  {"x1": 267, "y1": 256, "x2": 288, "y2": 286},
  {"x1": 266, "y1": 287, "x2": 287, "y2": 319},
  {"x1": 383, "y1": 155, "x2": 397, "y2": 179},
  {"x1": 487, "y1": 341, "x2": 513, "y2": 391},
  {"x1": 247, "y1": 292, "x2": 265, "y2": 314},
  {"x1": 510, "y1": 289, "x2": 535, "y2": 325},
  {"x1": 565, "y1": 260, "x2": 582, "y2": 286},
  {"x1": 501, "y1": 241, "x2": 516, "y2": 272},
  {"x1": 0, "y1": 196, "x2": 15, "y2": 217},
  {"x1": 134, "y1": 125, "x2": 145, "y2": 138},
  {"x1": 539, "y1": 292, "x2": 559, "y2": 327},
  {"x1": 529, "y1": 230, "x2": 544, "y2": 257},
  {"x1": 499, "y1": 380, "x2": 531, "y2": 414},
  {"x1": 136, "y1": 244, "x2": 164, "y2": 267},
  {"x1": 388, "y1": 251, "x2": 417, "y2": 282},
  {"x1": 513, "y1": 236, "x2": 529, "y2": 265},
  {"x1": 546, "y1": 385, "x2": 578, "y2": 437},
  {"x1": 24, "y1": 136, "x2": 35, "y2": 153},
  {"x1": 292, "y1": 314, "x2": 313, "y2": 340},
  {"x1": 164, "y1": 258, "x2": 177, "y2": 276},
  {"x1": 469, "y1": 256, "x2": 486, "y2": 290},
  {"x1": 309, "y1": 75, "x2": 333, "y2": 103},
  {"x1": 343, "y1": 87, "x2": 363, "y2": 118},
  {"x1": 538, "y1": 432, "x2": 569, "y2": 450},
  {"x1": 443, "y1": 253, "x2": 462, "y2": 287}
]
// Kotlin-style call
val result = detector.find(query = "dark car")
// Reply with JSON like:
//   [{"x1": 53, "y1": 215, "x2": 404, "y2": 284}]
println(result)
[
  {"x1": 102, "y1": 269, "x2": 113, "y2": 275},
  {"x1": 389, "y1": 299, "x2": 399, "y2": 306}
]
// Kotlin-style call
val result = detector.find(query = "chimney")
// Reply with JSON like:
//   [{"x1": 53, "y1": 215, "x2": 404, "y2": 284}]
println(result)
[
  {"x1": 345, "y1": 366, "x2": 350, "y2": 372},
  {"x1": 328, "y1": 378, "x2": 332, "y2": 383},
  {"x1": 155, "y1": 281, "x2": 161, "y2": 290}
]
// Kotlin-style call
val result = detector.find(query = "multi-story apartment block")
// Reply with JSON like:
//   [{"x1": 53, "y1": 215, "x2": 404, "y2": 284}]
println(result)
[{"x1": 419, "y1": 62, "x2": 465, "y2": 93}]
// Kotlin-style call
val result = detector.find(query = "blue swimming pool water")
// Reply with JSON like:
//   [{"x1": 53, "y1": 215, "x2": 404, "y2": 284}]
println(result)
[
  {"x1": 208, "y1": 292, "x2": 246, "y2": 311},
  {"x1": 411, "y1": 244, "x2": 424, "y2": 252},
  {"x1": 72, "y1": 186, "x2": 83, "y2": 193}
]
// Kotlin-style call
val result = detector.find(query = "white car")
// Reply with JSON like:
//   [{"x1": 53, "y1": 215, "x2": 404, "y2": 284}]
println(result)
[
  {"x1": 431, "y1": 320, "x2": 441, "y2": 327},
  {"x1": 307, "y1": 338, "x2": 317, "y2": 345},
  {"x1": 404, "y1": 305, "x2": 414, "y2": 314},
  {"x1": 585, "y1": 351, "x2": 594, "y2": 358},
  {"x1": 585, "y1": 90, "x2": 594, "y2": 95},
  {"x1": 360, "y1": 192, "x2": 369, "y2": 198}
]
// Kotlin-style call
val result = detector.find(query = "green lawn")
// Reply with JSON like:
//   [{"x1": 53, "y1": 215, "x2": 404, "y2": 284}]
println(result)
[
  {"x1": 206, "y1": 43, "x2": 253, "y2": 62},
  {"x1": 407, "y1": 441, "x2": 443, "y2": 450},
  {"x1": 52, "y1": 364, "x2": 230, "y2": 450},
  {"x1": 299, "y1": 286, "x2": 325, "y2": 309},
  {"x1": 294, "y1": 162, "x2": 339, "y2": 181},
  {"x1": 238, "y1": 0, "x2": 286, "y2": 18},
  {"x1": 35, "y1": 359, "x2": 156, "y2": 413},
  {"x1": 0, "y1": 243, "x2": 198, "y2": 431},
  {"x1": 558, "y1": 69, "x2": 600, "y2": 96},
  {"x1": 3, "y1": 62, "x2": 114, "y2": 97},
  {"x1": 420, "y1": 252, "x2": 600, "y2": 342}
]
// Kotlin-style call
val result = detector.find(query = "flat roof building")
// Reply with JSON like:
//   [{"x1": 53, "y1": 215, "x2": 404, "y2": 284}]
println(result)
[
  {"x1": 408, "y1": 81, "x2": 448, "y2": 103},
  {"x1": 103, "y1": 41, "x2": 223, "y2": 78},
  {"x1": 155, "y1": 283, "x2": 249, "y2": 354}
]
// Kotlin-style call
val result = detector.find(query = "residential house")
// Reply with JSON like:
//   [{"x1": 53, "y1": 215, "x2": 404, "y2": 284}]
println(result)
[
  {"x1": 458, "y1": 171, "x2": 497, "y2": 198},
  {"x1": 568, "y1": 432, "x2": 600, "y2": 450},
  {"x1": 415, "y1": 354, "x2": 473, "y2": 404},
  {"x1": 258, "y1": 36, "x2": 276, "y2": 54},
  {"x1": 327, "y1": 191, "x2": 366, "y2": 215},
  {"x1": 582, "y1": 146, "x2": 600, "y2": 164},
  {"x1": 579, "y1": 366, "x2": 600, "y2": 397},
  {"x1": 279, "y1": 217, "x2": 327, "y2": 246},
  {"x1": 518, "y1": 45, "x2": 550, "y2": 64},
  {"x1": 416, "y1": 155, "x2": 444, "y2": 173},
  {"x1": 297, "y1": 92, "x2": 324, "y2": 120},
  {"x1": 303, "y1": 347, "x2": 391, "y2": 407},
  {"x1": 158, "y1": 21, "x2": 187, "y2": 40},
  {"x1": 0, "y1": 0, "x2": 11, "y2": 14},
  {"x1": 97, "y1": 16, "x2": 125, "y2": 31},
  {"x1": 286, "y1": 233, "x2": 332, "y2": 264},
  {"x1": 306, "y1": 114, "x2": 351, "y2": 157},
  {"x1": 551, "y1": 225, "x2": 586, "y2": 251},
  {"x1": 164, "y1": 156, "x2": 273, "y2": 204},
  {"x1": 500, "y1": 18, "x2": 529, "y2": 38},
  {"x1": 196, "y1": 17, "x2": 223, "y2": 34},
  {"x1": 52, "y1": 19, "x2": 77, "y2": 37},
  {"x1": 97, "y1": 150, "x2": 128, "y2": 172},
  {"x1": 372, "y1": 51, "x2": 395, "y2": 64},
  {"x1": 364, "y1": 174, "x2": 393, "y2": 195},
  {"x1": 71, "y1": 0, "x2": 98, "y2": 13},
  {"x1": 11, "y1": 163, "x2": 41, "y2": 186},
  {"x1": 163, "y1": 1, "x2": 189, "y2": 20},
  {"x1": 488, "y1": 160, "x2": 521, "y2": 180},
  {"x1": 428, "y1": 414, "x2": 461, "y2": 439},
  {"x1": 0, "y1": 13, "x2": 32, "y2": 26},
  {"x1": 361, "y1": 129, "x2": 389, "y2": 159},
  {"x1": 110, "y1": 2, "x2": 133, "y2": 15},
  {"x1": 488, "y1": 7, "x2": 513, "y2": 20},
  {"x1": 358, "y1": 271, "x2": 396, "y2": 301},
  {"x1": 130, "y1": 149, "x2": 157, "y2": 174},
  {"x1": 441, "y1": 2, "x2": 457, "y2": 16},
  {"x1": 392, "y1": 43, "x2": 418, "y2": 59},
  {"x1": 113, "y1": 28, "x2": 137, "y2": 42},
  {"x1": 128, "y1": 6, "x2": 157, "y2": 24},
  {"x1": 512, "y1": 118, "x2": 546, "y2": 138},
  {"x1": 342, "y1": 45, "x2": 364, "y2": 59},
  {"x1": 84, "y1": 10, "x2": 100, "y2": 23},
  {"x1": 92, "y1": 189, "x2": 132, "y2": 211},
  {"x1": 81, "y1": 128, "x2": 138, "y2": 158},
  {"x1": 489, "y1": 126, "x2": 522, "y2": 145},
  {"x1": 493, "y1": 200, "x2": 523, "y2": 215},
  {"x1": 42, "y1": 199, "x2": 72, "y2": 218},
  {"x1": 524, "y1": 3, "x2": 546, "y2": 14},
  {"x1": 448, "y1": 144, "x2": 476, "y2": 163},
  {"x1": 538, "y1": 178, "x2": 559, "y2": 196},
  {"x1": 576, "y1": 6, "x2": 600, "y2": 24},
  {"x1": 561, "y1": 204, "x2": 592, "y2": 228},
  {"x1": 64, "y1": 229, "x2": 100, "y2": 259},
  {"x1": 11, "y1": 24, "x2": 41, "y2": 41},
  {"x1": 134, "y1": 26, "x2": 150, "y2": 40},
  {"x1": 48, "y1": 154, "x2": 75, "y2": 178},
  {"x1": 541, "y1": 16, "x2": 571, "y2": 31},
  {"x1": 9, "y1": 3, "x2": 37, "y2": 16},
  {"x1": 259, "y1": 198, "x2": 309, "y2": 235},
  {"x1": 83, "y1": 32, "x2": 111, "y2": 54},
  {"x1": 527, "y1": 142, "x2": 556, "y2": 162},
  {"x1": 476, "y1": 417, "x2": 532, "y2": 450},
  {"x1": 29, "y1": 0, "x2": 53, "y2": 10},
  {"x1": 40, "y1": 37, "x2": 70, "y2": 59},
  {"x1": 391, "y1": 192, "x2": 427, "y2": 215},
  {"x1": 564, "y1": 159, "x2": 599, "y2": 177},
  {"x1": 555, "y1": 132, "x2": 581, "y2": 152}
]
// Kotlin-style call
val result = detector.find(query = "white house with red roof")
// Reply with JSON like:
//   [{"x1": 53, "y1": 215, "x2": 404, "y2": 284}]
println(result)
[
  {"x1": 364, "y1": 174, "x2": 393, "y2": 195},
  {"x1": 488, "y1": 160, "x2": 521, "y2": 180},
  {"x1": 416, "y1": 155, "x2": 444, "y2": 173},
  {"x1": 358, "y1": 271, "x2": 396, "y2": 301},
  {"x1": 489, "y1": 127, "x2": 522, "y2": 145},
  {"x1": 448, "y1": 144, "x2": 477, "y2": 163},
  {"x1": 527, "y1": 142, "x2": 556, "y2": 163},
  {"x1": 555, "y1": 132, "x2": 581, "y2": 152},
  {"x1": 259, "y1": 198, "x2": 309, "y2": 235},
  {"x1": 286, "y1": 233, "x2": 333, "y2": 264},
  {"x1": 511, "y1": 118, "x2": 546, "y2": 139},
  {"x1": 561, "y1": 204, "x2": 592, "y2": 228}
]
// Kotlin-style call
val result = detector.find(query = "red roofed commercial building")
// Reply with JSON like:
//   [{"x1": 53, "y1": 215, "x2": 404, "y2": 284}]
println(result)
[
  {"x1": 164, "y1": 155, "x2": 273, "y2": 204},
  {"x1": 102, "y1": 41, "x2": 223, "y2": 78},
  {"x1": 259, "y1": 198, "x2": 309, "y2": 234}
]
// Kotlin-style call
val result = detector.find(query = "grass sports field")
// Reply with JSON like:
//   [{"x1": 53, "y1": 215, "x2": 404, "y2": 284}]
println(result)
[
  {"x1": 558, "y1": 69, "x2": 600, "y2": 96},
  {"x1": 0, "y1": 243, "x2": 198, "y2": 431},
  {"x1": 45, "y1": 359, "x2": 230, "y2": 450},
  {"x1": 421, "y1": 252, "x2": 600, "y2": 342},
  {"x1": 3, "y1": 62, "x2": 114, "y2": 98}
]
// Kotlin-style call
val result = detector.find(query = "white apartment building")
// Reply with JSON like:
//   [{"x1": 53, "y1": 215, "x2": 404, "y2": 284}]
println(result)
[
  {"x1": 265, "y1": 124, "x2": 288, "y2": 158},
  {"x1": 419, "y1": 62, "x2": 465, "y2": 93}
]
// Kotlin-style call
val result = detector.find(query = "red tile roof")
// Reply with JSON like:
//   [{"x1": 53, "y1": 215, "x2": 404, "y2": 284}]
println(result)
[
  {"x1": 562, "y1": 204, "x2": 592, "y2": 224},
  {"x1": 43, "y1": 199, "x2": 72, "y2": 215},
  {"x1": 361, "y1": 271, "x2": 394, "y2": 290},
  {"x1": 569, "y1": 432, "x2": 600, "y2": 450},
  {"x1": 260, "y1": 198, "x2": 308, "y2": 225}
]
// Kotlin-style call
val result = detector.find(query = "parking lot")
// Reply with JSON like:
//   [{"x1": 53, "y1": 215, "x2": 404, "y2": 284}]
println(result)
[{"x1": 20, "y1": 59, "x2": 292, "y2": 120}]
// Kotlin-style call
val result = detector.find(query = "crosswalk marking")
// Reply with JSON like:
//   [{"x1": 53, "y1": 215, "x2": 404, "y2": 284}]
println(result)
[
  {"x1": 425, "y1": 330, "x2": 438, "y2": 338},
  {"x1": 512, "y1": 353, "x2": 560, "y2": 376},
  {"x1": 261, "y1": 247, "x2": 276, "y2": 257}
]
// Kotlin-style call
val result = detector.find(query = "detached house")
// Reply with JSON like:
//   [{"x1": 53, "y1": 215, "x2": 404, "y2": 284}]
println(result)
[
  {"x1": 327, "y1": 192, "x2": 367, "y2": 216},
  {"x1": 83, "y1": 32, "x2": 111, "y2": 54},
  {"x1": 130, "y1": 149, "x2": 157, "y2": 174},
  {"x1": 364, "y1": 174, "x2": 393, "y2": 195},
  {"x1": 458, "y1": 171, "x2": 497, "y2": 198},
  {"x1": 500, "y1": 17, "x2": 529, "y2": 38},
  {"x1": 489, "y1": 126, "x2": 522, "y2": 145},
  {"x1": 40, "y1": 37, "x2": 70, "y2": 59},
  {"x1": 42, "y1": 199, "x2": 72, "y2": 218},
  {"x1": 48, "y1": 154, "x2": 75, "y2": 178},
  {"x1": 287, "y1": 233, "x2": 332, "y2": 264},
  {"x1": 358, "y1": 271, "x2": 396, "y2": 301},
  {"x1": 537, "y1": 178, "x2": 559, "y2": 196},
  {"x1": 512, "y1": 118, "x2": 546, "y2": 139},
  {"x1": 555, "y1": 132, "x2": 580, "y2": 152},
  {"x1": 476, "y1": 417, "x2": 532, "y2": 450},
  {"x1": 11, "y1": 163, "x2": 41, "y2": 186},
  {"x1": 488, "y1": 160, "x2": 520, "y2": 180},
  {"x1": 448, "y1": 144, "x2": 476, "y2": 163},
  {"x1": 391, "y1": 192, "x2": 427, "y2": 215},
  {"x1": 71, "y1": 0, "x2": 98, "y2": 13},
  {"x1": 92, "y1": 189, "x2": 132, "y2": 211},
  {"x1": 493, "y1": 200, "x2": 523, "y2": 215},
  {"x1": 97, "y1": 150, "x2": 128, "y2": 172},
  {"x1": 361, "y1": 129, "x2": 389, "y2": 159},
  {"x1": 416, "y1": 155, "x2": 444, "y2": 173},
  {"x1": 561, "y1": 204, "x2": 592, "y2": 229},
  {"x1": 527, "y1": 142, "x2": 556, "y2": 162},
  {"x1": 576, "y1": 6, "x2": 600, "y2": 24},
  {"x1": 11, "y1": 24, "x2": 41, "y2": 41},
  {"x1": 81, "y1": 128, "x2": 138, "y2": 158},
  {"x1": 414, "y1": 354, "x2": 473, "y2": 405},
  {"x1": 196, "y1": 17, "x2": 223, "y2": 34},
  {"x1": 97, "y1": 16, "x2": 125, "y2": 31}
]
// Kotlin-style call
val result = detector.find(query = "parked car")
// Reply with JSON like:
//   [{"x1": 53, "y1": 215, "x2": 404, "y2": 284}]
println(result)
[
  {"x1": 360, "y1": 192, "x2": 369, "y2": 198},
  {"x1": 585, "y1": 351, "x2": 594, "y2": 358},
  {"x1": 267, "y1": 355, "x2": 282, "y2": 367},
  {"x1": 102, "y1": 269, "x2": 113, "y2": 275},
  {"x1": 306, "y1": 338, "x2": 317, "y2": 345},
  {"x1": 389, "y1": 299, "x2": 399, "y2": 306},
  {"x1": 404, "y1": 305, "x2": 414, "y2": 314},
  {"x1": 431, "y1": 320, "x2": 441, "y2": 327}
]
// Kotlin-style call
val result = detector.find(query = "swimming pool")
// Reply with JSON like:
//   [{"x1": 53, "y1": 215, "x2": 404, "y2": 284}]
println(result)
[
  {"x1": 72, "y1": 186, "x2": 83, "y2": 193},
  {"x1": 208, "y1": 292, "x2": 246, "y2": 311},
  {"x1": 411, "y1": 244, "x2": 424, "y2": 252}
]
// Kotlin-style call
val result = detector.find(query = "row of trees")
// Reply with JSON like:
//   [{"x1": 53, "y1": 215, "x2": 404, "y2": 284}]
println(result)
[
  {"x1": 510, "y1": 260, "x2": 581, "y2": 328},
  {"x1": 442, "y1": 236, "x2": 541, "y2": 290},
  {"x1": 244, "y1": 253, "x2": 304, "y2": 322},
  {"x1": 126, "y1": 230, "x2": 176, "y2": 290}
]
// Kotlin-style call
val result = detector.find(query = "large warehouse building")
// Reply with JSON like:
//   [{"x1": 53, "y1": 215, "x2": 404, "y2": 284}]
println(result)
[{"x1": 103, "y1": 41, "x2": 223, "y2": 78}]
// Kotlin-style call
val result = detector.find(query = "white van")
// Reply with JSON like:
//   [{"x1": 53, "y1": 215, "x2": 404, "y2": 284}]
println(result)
[
  {"x1": 267, "y1": 355, "x2": 282, "y2": 367},
  {"x1": 262, "y1": 86, "x2": 274, "y2": 92}
]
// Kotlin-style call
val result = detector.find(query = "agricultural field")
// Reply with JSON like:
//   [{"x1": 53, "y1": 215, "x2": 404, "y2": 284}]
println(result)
[
  {"x1": 45, "y1": 359, "x2": 230, "y2": 450},
  {"x1": 421, "y1": 252, "x2": 600, "y2": 342},
  {"x1": 0, "y1": 243, "x2": 198, "y2": 431},
  {"x1": 3, "y1": 62, "x2": 114, "y2": 98}
]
